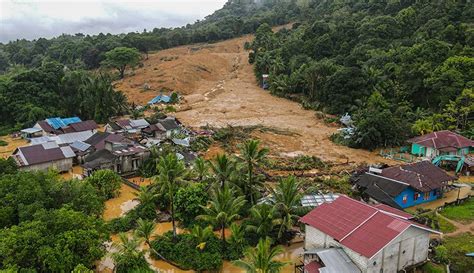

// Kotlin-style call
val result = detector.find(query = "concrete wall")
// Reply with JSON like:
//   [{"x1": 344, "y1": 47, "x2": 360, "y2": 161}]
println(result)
[
  {"x1": 304, "y1": 225, "x2": 431, "y2": 273},
  {"x1": 21, "y1": 158, "x2": 73, "y2": 172}
]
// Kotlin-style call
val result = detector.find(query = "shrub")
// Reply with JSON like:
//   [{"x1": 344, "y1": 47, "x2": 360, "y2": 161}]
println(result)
[
  {"x1": 0, "y1": 140, "x2": 7, "y2": 146},
  {"x1": 175, "y1": 183, "x2": 208, "y2": 227},
  {"x1": 150, "y1": 232, "x2": 223, "y2": 271},
  {"x1": 85, "y1": 169, "x2": 122, "y2": 200}
]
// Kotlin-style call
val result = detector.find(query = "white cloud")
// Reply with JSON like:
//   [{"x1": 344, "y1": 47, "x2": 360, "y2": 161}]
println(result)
[{"x1": 0, "y1": 0, "x2": 227, "y2": 42}]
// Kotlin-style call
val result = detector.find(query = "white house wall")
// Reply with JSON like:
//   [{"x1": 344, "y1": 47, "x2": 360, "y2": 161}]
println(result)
[{"x1": 304, "y1": 225, "x2": 431, "y2": 273}]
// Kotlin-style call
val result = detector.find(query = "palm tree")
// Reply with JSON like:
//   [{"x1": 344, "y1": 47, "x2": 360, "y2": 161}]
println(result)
[
  {"x1": 134, "y1": 186, "x2": 156, "y2": 207},
  {"x1": 193, "y1": 157, "x2": 209, "y2": 182},
  {"x1": 111, "y1": 233, "x2": 151, "y2": 273},
  {"x1": 233, "y1": 237, "x2": 288, "y2": 273},
  {"x1": 135, "y1": 218, "x2": 156, "y2": 247},
  {"x1": 190, "y1": 225, "x2": 214, "y2": 250},
  {"x1": 238, "y1": 139, "x2": 268, "y2": 205},
  {"x1": 196, "y1": 186, "x2": 246, "y2": 250},
  {"x1": 270, "y1": 176, "x2": 306, "y2": 239},
  {"x1": 153, "y1": 153, "x2": 187, "y2": 240},
  {"x1": 246, "y1": 204, "x2": 279, "y2": 239},
  {"x1": 208, "y1": 154, "x2": 236, "y2": 189}
]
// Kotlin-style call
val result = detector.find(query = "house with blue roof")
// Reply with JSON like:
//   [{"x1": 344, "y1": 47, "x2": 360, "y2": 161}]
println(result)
[{"x1": 148, "y1": 94, "x2": 171, "y2": 105}]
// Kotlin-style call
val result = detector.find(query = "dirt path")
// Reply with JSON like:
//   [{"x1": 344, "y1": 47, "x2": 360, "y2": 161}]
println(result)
[
  {"x1": 117, "y1": 34, "x2": 391, "y2": 164},
  {"x1": 437, "y1": 213, "x2": 474, "y2": 237}
]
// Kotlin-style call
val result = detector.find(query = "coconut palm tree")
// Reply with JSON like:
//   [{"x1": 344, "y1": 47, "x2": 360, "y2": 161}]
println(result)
[
  {"x1": 233, "y1": 237, "x2": 288, "y2": 273},
  {"x1": 153, "y1": 153, "x2": 187, "y2": 240},
  {"x1": 111, "y1": 233, "x2": 151, "y2": 273},
  {"x1": 196, "y1": 186, "x2": 246, "y2": 250},
  {"x1": 238, "y1": 139, "x2": 268, "y2": 205},
  {"x1": 208, "y1": 154, "x2": 236, "y2": 189},
  {"x1": 135, "y1": 218, "x2": 156, "y2": 247},
  {"x1": 270, "y1": 176, "x2": 307, "y2": 239},
  {"x1": 246, "y1": 204, "x2": 279, "y2": 239},
  {"x1": 193, "y1": 157, "x2": 210, "y2": 182},
  {"x1": 134, "y1": 186, "x2": 156, "y2": 207}
]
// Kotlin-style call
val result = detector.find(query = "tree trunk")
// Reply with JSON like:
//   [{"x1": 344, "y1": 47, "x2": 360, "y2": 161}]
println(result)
[
  {"x1": 171, "y1": 196, "x2": 177, "y2": 241},
  {"x1": 118, "y1": 65, "x2": 126, "y2": 79},
  {"x1": 221, "y1": 224, "x2": 226, "y2": 251}
]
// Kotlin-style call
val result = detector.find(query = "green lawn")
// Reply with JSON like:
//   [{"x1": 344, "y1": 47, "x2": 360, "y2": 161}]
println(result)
[
  {"x1": 443, "y1": 233, "x2": 474, "y2": 273},
  {"x1": 440, "y1": 198, "x2": 474, "y2": 224},
  {"x1": 421, "y1": 262, "x2": 446, "y2": 273}
]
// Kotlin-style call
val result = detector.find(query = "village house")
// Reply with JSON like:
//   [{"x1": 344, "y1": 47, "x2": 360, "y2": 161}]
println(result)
[
  {"x1": 354, "y1": 161, "x2": 456, "y2": 209},
  {"x1": 82, "y1": 140, "x2": 149, "y2": 177},
  {"x1": 105, "y1": 118, "x2": 150, "y2": 134},
  {"x1": 29, "y1": 130, "x2": 96, "y2": 146},
  {"x1": 10, "y1": 142, "x2": 75, "y2": 172},
  {"x1": 28, "y1": 117, "x2": 98, "y2": 136},
  {"x1": 300, "y1": 196, "x2": 441, "y2": 273},
  {"x1": 408, "y1": 130, "x2": 473, "y2": 158},
  {"x1": 144, "y1": 117, "x2": 181, "y2": 139}
]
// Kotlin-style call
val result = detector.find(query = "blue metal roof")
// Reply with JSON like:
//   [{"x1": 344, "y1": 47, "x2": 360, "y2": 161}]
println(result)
[
  {"x1": 46, "y1": 117, "x2": 82, "y2": 129},
  {"x1": 148, "y1": 95, "x2": 171, "y2": 104}
]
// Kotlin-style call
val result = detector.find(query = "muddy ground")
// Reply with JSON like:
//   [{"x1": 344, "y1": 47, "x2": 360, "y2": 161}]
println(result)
[{"x1": 117, "y1": 33, "x2": 390, "y2": 165}]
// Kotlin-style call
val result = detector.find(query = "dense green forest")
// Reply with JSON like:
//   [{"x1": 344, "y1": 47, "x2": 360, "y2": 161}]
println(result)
[
  {"x1": 0, "y1": 0, "x2": 298, "y2": 72},
  {"x1": 249, "y1": 0, "x2": 474, "y2": 149},
  {"x1": 0, "y1": 0, "x2": 300, "y2": 133}
]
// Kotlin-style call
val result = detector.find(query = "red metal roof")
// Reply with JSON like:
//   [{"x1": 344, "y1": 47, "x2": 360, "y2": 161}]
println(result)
[
  {"x1": 373, "y1": 204, "x2": 414, "y2": 220},
  {"x1": 300, "y1": 196, "x2": 439, "y2": 258},
  {"x1": 69, "y1": 120, "x2": 98, "y2": 132},
  {"x1": 407, "y1": 130, "x2": 473, "y2": 150},
  {"x1": 304, "y1": 260, "x2": 321, "y2": 273}
]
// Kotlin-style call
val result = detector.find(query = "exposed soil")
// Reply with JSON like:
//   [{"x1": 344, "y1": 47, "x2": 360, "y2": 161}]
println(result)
[
  {"x1": 0, "y1": 135, "x2": 27, "y2": 159},
  {"x1": 117, "y1": 32, "x2": 391, "y2": 165}
]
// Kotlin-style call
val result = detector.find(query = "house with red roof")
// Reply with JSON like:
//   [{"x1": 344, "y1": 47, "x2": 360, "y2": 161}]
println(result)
[
  {"x1": 300, "y1": 196, "x2": 441, "y2": 273},
  {"x1": 407, "y1": 130, "x2": 473, "y2": 158}
]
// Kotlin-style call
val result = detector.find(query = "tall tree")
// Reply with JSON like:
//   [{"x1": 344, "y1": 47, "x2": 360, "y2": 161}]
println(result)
[
  {"x1": 270, "y1": 176, "x2": 306, "y2": 239},
  {"x1": 196, "y1": 186, "x2": 246, "y2": 250},
  {"x1": 233, "y1": 237, "x2": 288, "y2": 273},
  {"x1": 209, "y1": 154, "x2": 236, "y2": 189},
  {"x1": 152, "y1": 153, "x2": 187, "y2": 240},
  {"x1": 102, "y1": 47, "x2": 141, "y2": 79},
  {"x1": 238, "y1": 139, "x2": 268, "y2": 205}
]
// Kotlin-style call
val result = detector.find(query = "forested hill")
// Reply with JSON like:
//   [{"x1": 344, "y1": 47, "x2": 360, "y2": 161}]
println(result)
[
  {"x1": 249, "y1": 0, "x2": 474, "y2": 149},
  {"x1": 0, "y1": 0, "x2": 299, "y2": 71},
  {"x1": 0, "y1": 0, "x2": 300, "y2": 134}
]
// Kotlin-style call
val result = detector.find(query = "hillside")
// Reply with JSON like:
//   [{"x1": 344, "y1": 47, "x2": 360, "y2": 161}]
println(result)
[{"x1": 116, "y1": 30, "x2": 387, "y2": 164}]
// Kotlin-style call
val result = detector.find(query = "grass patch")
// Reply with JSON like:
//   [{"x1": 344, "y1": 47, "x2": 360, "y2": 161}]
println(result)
[
  {"x1": 442, "y1": 233, "x2": 474, "y2": 273},
  {"x1": 0, "y1": 140, "x2": 8, "y2": 146},
  {"x1": 421, "y1": 262, "x2": 446, "y2": 273},
  {"x1": 265, "y1": 155, "x2": 328, "y2": 171},
  {"x1": 440, "y1": 198, "x2": 474, "y2": 224},
  {"x1": 416, "y1": 212, "x2": 457, "y2": 233}
]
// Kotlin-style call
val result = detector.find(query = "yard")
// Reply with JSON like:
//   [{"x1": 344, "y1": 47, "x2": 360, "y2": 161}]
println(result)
[
  {"x1": 442, "y1": 233, "x2": 474, "y2": 273},
  {"x1": 440, "y1": 198, "x2": 474, "y2": 224}
]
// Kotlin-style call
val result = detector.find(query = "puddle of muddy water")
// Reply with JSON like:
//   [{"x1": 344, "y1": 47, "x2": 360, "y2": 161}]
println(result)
[{"x1": 103, "y1": 184, "x2": 138, "y2": 221}]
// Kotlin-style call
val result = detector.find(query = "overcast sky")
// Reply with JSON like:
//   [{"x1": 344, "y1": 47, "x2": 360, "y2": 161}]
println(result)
[{"x1": 0, "y1": 0, "x2": 228, "y2": 43}]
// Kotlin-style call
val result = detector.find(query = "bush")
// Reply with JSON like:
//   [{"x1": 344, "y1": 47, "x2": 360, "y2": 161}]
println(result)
[
  {"x1": 0, "y1": 140, "x2": 7, "y2": 146},
  {"x1": 175, "y1": 183, "x2": 208, "y2": 227},
  {"x1": 108, "y1": 203, "x2": 157, "y2": 233},
  {"x1": 85, "y1": 169, "x2": 122, "y2": 200},
  {"x1": 150, "y1": 232, "x2": 223, "y2": 271}
]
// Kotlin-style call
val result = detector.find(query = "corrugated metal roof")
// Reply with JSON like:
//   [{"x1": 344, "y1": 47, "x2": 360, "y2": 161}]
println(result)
[
  {"x1": 55, "y1": 131, "x2": 95, "y2": 144},
  {"x1": 30, "y1": 136, "x2": 53, "y2": 145},
  {"x1": 130, "y1": 119, "x2": 150, "y2": 128},
  {"x1": 301, "y1": 193, "x2": 340, "y2": 207},
  {"x1": 70, "y1": 140, "x2": 91, "y2": 152},
  {"x1": 46, "y1": 117, "x2": 81, "y2": 129},
  {"x1": 300, "y1": 196, "x2": 439, "y2": 258},
  {"x1": 305, "y1": 248, "x2": 360, "y2": 273},
  {"x1": 148, "y1": 94, "x2": 171, "y2": 104},
  {"x1": 60, "y1": 146, "x2": 76, "y2": 158},
  {"x1": 21, "y1": 128, "x2": 42, "y2": 133}
]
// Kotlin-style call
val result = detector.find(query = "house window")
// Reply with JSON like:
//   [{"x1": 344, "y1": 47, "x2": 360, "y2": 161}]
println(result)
[
  {"x1": 117, "y1": 164, "x2": 122, "y2": 173},
  {"x1": 414, "y1": 192, "x2": 420, "y2": 201},
  {"x1": 424, "y1": 192, "x2": 430, "y2": 200},
  {"x1": 402, "y1": 195, "x2": 408, "y2": 204}
]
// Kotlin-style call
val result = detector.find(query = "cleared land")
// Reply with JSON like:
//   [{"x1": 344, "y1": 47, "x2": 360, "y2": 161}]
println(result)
[{"x1": 116, "y1": 34, "x2": 390, "y2": 164}]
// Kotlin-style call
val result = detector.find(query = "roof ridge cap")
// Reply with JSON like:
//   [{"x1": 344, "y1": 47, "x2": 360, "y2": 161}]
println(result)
[{"x1": 340, "y1": 210, "x2": 379, "y2": 242}]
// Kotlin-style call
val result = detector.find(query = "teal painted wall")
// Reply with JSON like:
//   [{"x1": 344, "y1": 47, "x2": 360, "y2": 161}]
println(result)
[{"x1": 411, "y1": 144, "x2": 425, "y2": 156}]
